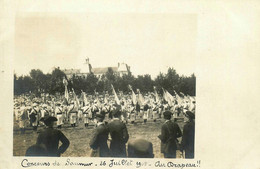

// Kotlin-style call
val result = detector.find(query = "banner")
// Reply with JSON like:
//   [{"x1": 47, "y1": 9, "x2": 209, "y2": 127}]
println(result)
[
  {"x1": 137, "y1": 89, "x2": 145, "y2": 106},
  {"x1": 72, "y1": 88, "x2": 80, "y2": 108},
  {"x1": 153, "y1": 86, "x2": 160, "y2": 103},
  {"x1": 162, "y1": 88, "x2": 174, "y2": 106},
  {"x1": 174, "y1": 90, "x2": 183, "y2": 104},
  {"x1": 63, "y1": 78, "x2": 69, "y2": 101},
  {"x1": 111, "y1": 84, "x2": 120, "y2": 105},
  {"x1": 128, "y1": 85, "x2": 137, "y2": 104}
]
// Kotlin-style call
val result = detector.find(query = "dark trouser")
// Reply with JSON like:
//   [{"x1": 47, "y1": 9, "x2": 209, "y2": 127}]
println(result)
[
  {"x1": 20, "y1": 128, "x2": 25, "y2": 134},
  {"x1": 110, "y1": 142, "x2": 127, "y2": 157},
  {"x1": 164, "y1": 152, "x2": 176, "y2": 158},
  {"x1": 185, "y1": 150, "x2": 194, "y2": 158},
  {"x1": 33, "y1": 126, "x2": 37, "y2": 131}
]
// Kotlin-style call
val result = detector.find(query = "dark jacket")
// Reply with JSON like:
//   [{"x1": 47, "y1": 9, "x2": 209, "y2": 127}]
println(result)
[
  {"x1": 181, "y1": 120, "x2": 195, "y2": 158},
  {"x1": 108, "y1": 119, "x2": 129, "y2": 157},
  {"x1": 136, "y1": 103, "x2": 140, "y2": 112},
  {"x1": 159, "y1": 120, "x2": 182, "y2": 155},
  {"x1": 36, "y1": 127, "x2": 70, "y2": 157},
  {"x1": 89, "y1": 123, "x2": 110, "y2": 157}
]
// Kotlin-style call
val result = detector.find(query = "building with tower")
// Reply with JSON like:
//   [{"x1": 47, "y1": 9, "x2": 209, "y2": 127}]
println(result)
[{"x1": 63, "y1": 57, "x2": 131, "y2": 79}]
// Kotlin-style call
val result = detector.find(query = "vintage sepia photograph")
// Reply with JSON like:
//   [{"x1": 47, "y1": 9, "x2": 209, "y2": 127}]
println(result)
[{"x1": 13, "y1": 13, "x2": 197, "y2": 158}]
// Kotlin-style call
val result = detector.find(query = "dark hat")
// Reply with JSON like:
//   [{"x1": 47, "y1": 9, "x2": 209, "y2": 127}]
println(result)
[
  {"x1": 112, "y1": 108, "x2": 121, "y2": 117},
  {"x1": 163, "y1": 111, "x2": 172, "y2": 119},
  {"x1": 128, "y1": 139, "x2": 154, "y2": 158},
  {"x1": 185, "y1": 111, "x2": 195, "y2": 119},
  {"x1": 96, "y1": 114, "x2": 105, "y2": 120},
  {"x1": 40, "y1": 116, "x2": 57, "y2": 126}
]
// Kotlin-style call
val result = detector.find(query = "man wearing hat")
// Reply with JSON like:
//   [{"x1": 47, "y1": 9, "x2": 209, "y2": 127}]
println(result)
[
  {"x1": 81, "y1": 103, "x2": 92, "y2": 127},
  {"x1": 100, "y1": 103, "x2": 111, "y2": 125},
  {"x1": 158, "y1": 111, "x2": 182, "y2": 158},
  {"x1": 91, "y1": 100, "x2": 100, "y2": 123},
  {"x1": 37, "y1": 116, "x2": 70, "y2": 157},
  {"x1": 129, "y1": 103, "x2": 136, "y2": 124},
  {"x1": 55, "y1": 102, "x2": 63, "y2": 129},
  {"x1": 67, "y1": 101, "x2": 78, "y2": 127},
  {"x1": 143, "y1": 102, "x2": 150, "y2": 124},
  {"x1": 152, "y1": 102, "x2": 159, "y2": 122},
  {"x1": 29, "y1": 103, "x2": 39, "y2": 131},
  {"x1": 127, "y1": 138, "x2": 154, "y2": 158},
  {"x1": 89, "y1": 114, "x2": 110, "y2": 157},
  {"x1": 18, "y1": 102, "x2": 27, "y2": 134},
  {"x1": 107, "y1": 108, "x2": 129, "y2": 157},
  {"x1": 180, "y1": 111, "x2": 195, "y2": 158}
]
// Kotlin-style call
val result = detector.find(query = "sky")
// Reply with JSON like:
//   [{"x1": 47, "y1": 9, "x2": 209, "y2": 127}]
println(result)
[{"x1": 15, "y1": 13, "x2": 197, "y2": 78}]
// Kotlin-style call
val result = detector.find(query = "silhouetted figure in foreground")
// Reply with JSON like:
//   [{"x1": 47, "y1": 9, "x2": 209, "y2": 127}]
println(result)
[
  {"x1": 90, "y1": 114, "x2": 110, "y2": 157},
  {"x1": 158, "y1": 111, "x2": 182, "y2": 158},
  {"x1": 181, "y1": 111, "x2": 195, "y2": 158},
  {"x1": 36, "y1": 116, "x2": 70, "y2": 157},
  {"x1": 108, "y1": 108, "x2": 129, "y2": 157}
]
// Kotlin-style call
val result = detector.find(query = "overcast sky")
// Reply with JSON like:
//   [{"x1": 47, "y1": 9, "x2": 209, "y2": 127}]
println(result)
[{"x1": 15, "y1": 13, "x2": 197, "y2": 78}]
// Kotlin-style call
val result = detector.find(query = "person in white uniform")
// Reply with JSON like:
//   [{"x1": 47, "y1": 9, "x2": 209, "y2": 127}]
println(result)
[{"x1": 55, "y1": 102, "x2": 63, "y2": 129}]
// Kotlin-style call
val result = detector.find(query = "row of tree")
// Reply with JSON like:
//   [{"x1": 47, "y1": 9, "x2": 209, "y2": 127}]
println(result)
[{"x1": 14, "y1": 67, "x2": 196, "y2": 97}]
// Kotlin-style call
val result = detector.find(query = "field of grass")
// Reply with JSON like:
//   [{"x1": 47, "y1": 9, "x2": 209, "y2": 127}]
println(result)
[{"x1": 13, "y1": 118, "x2": 185, "y2": 158}]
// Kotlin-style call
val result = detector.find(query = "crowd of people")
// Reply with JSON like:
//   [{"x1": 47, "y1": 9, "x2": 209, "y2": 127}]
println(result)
[{"x1": 14, "y1": 89, "x2": 195, "y2": 158}]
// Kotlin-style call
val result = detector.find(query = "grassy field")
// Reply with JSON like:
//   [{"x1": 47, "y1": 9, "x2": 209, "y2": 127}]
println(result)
[{"x1": 13, "y1": 118, "x2": 185, "y2": 158}]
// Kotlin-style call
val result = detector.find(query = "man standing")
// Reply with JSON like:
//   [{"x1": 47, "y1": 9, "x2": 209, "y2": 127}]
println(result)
[
  {"x1": 18, "y1": 102, "x2": 27, "y2": 134},
  {"x1": 29, "y1": 103, "x2": 39, "y2": 131},
  {"x1": 143, "y1": 102, "x2": 149, "y2": 124},
  {"x1": 129, "y1": 103, "x2": 136, "y2": 124},
  {"x1": 180, "y1": 111, "x2": 195, "y2": 158},
  {"x1": 55, "y1": 102, "x2": 63, "y2": 129},
  {"x1": 82, "y1": 103, "x2": 91, "y2": 127},
  {"x1": 67, "y1": 101, "x2": 78, "y2": 127},
  {"x1": 37, "y1": 116, "x2": 70, "y2": 157},
  {"x1": 158, "y1": 111, "x2": 182, "y2": 158},
  {"x1": 89, "y1": 114, "x2": 110, "y2": 157},
  {"x1": 100, "y1": 103, "x2": 110, "y2": 125},
  {"x1": 91, "y1": 100, "x2": 99, "y2": 123},
  {"x1": 152, "y1": 102, "x2": 159, "y2": 122},
  {"x1": 108, "y1": 108, "x2": 129, "y2": 157}
]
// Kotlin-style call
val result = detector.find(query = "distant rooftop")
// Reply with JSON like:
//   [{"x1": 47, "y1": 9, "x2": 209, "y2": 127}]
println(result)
[
  {"x1": 92, "y1": 67, "x2": 118, "y2": 74},
  {"x1": 63, "y1": 69, "x2": 80, "y2": 75}
]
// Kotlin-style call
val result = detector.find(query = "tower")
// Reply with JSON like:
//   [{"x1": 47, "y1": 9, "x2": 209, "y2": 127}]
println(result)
[{"x1": 81, "y1": 57, "x2": 92, "y2": 74}]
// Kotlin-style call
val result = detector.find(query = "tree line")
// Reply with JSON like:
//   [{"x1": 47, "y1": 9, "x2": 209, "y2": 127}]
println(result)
[{"x1": 14, "y1": 67, "x2": 196, "y2": 97}]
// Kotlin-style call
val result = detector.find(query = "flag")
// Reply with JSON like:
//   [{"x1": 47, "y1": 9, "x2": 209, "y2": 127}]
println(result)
[
  {"x1": 94, "y1": 90, "x2": 101, "y2": 107},
  {"x1": 153, "y1": 86, "x2": 160, "y2": 103},
  {"x1": 174, "y1": 90, "x2": 183, "y2": 104},
  {"x1": 137, "y1": 89, "x2": 145, "y2": 106},
  {"x1": 162, "y1": 88, "x2": 174, "y2": 106},
  {"x1": 111, "y1": 84, "x2": 120, "y2": 105},
  {"x1": 63, "y1": 78, "x2": 69, "y2": 101},
  {"x1": 128, "y1": 85, "x2": 137, "y2": 104},
  {"x1": 104, "y1": 95, "x2": 108, "y2": 104},
  {"x1": 72, "y1": 88, "x2": 80, "y2": 108}
]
